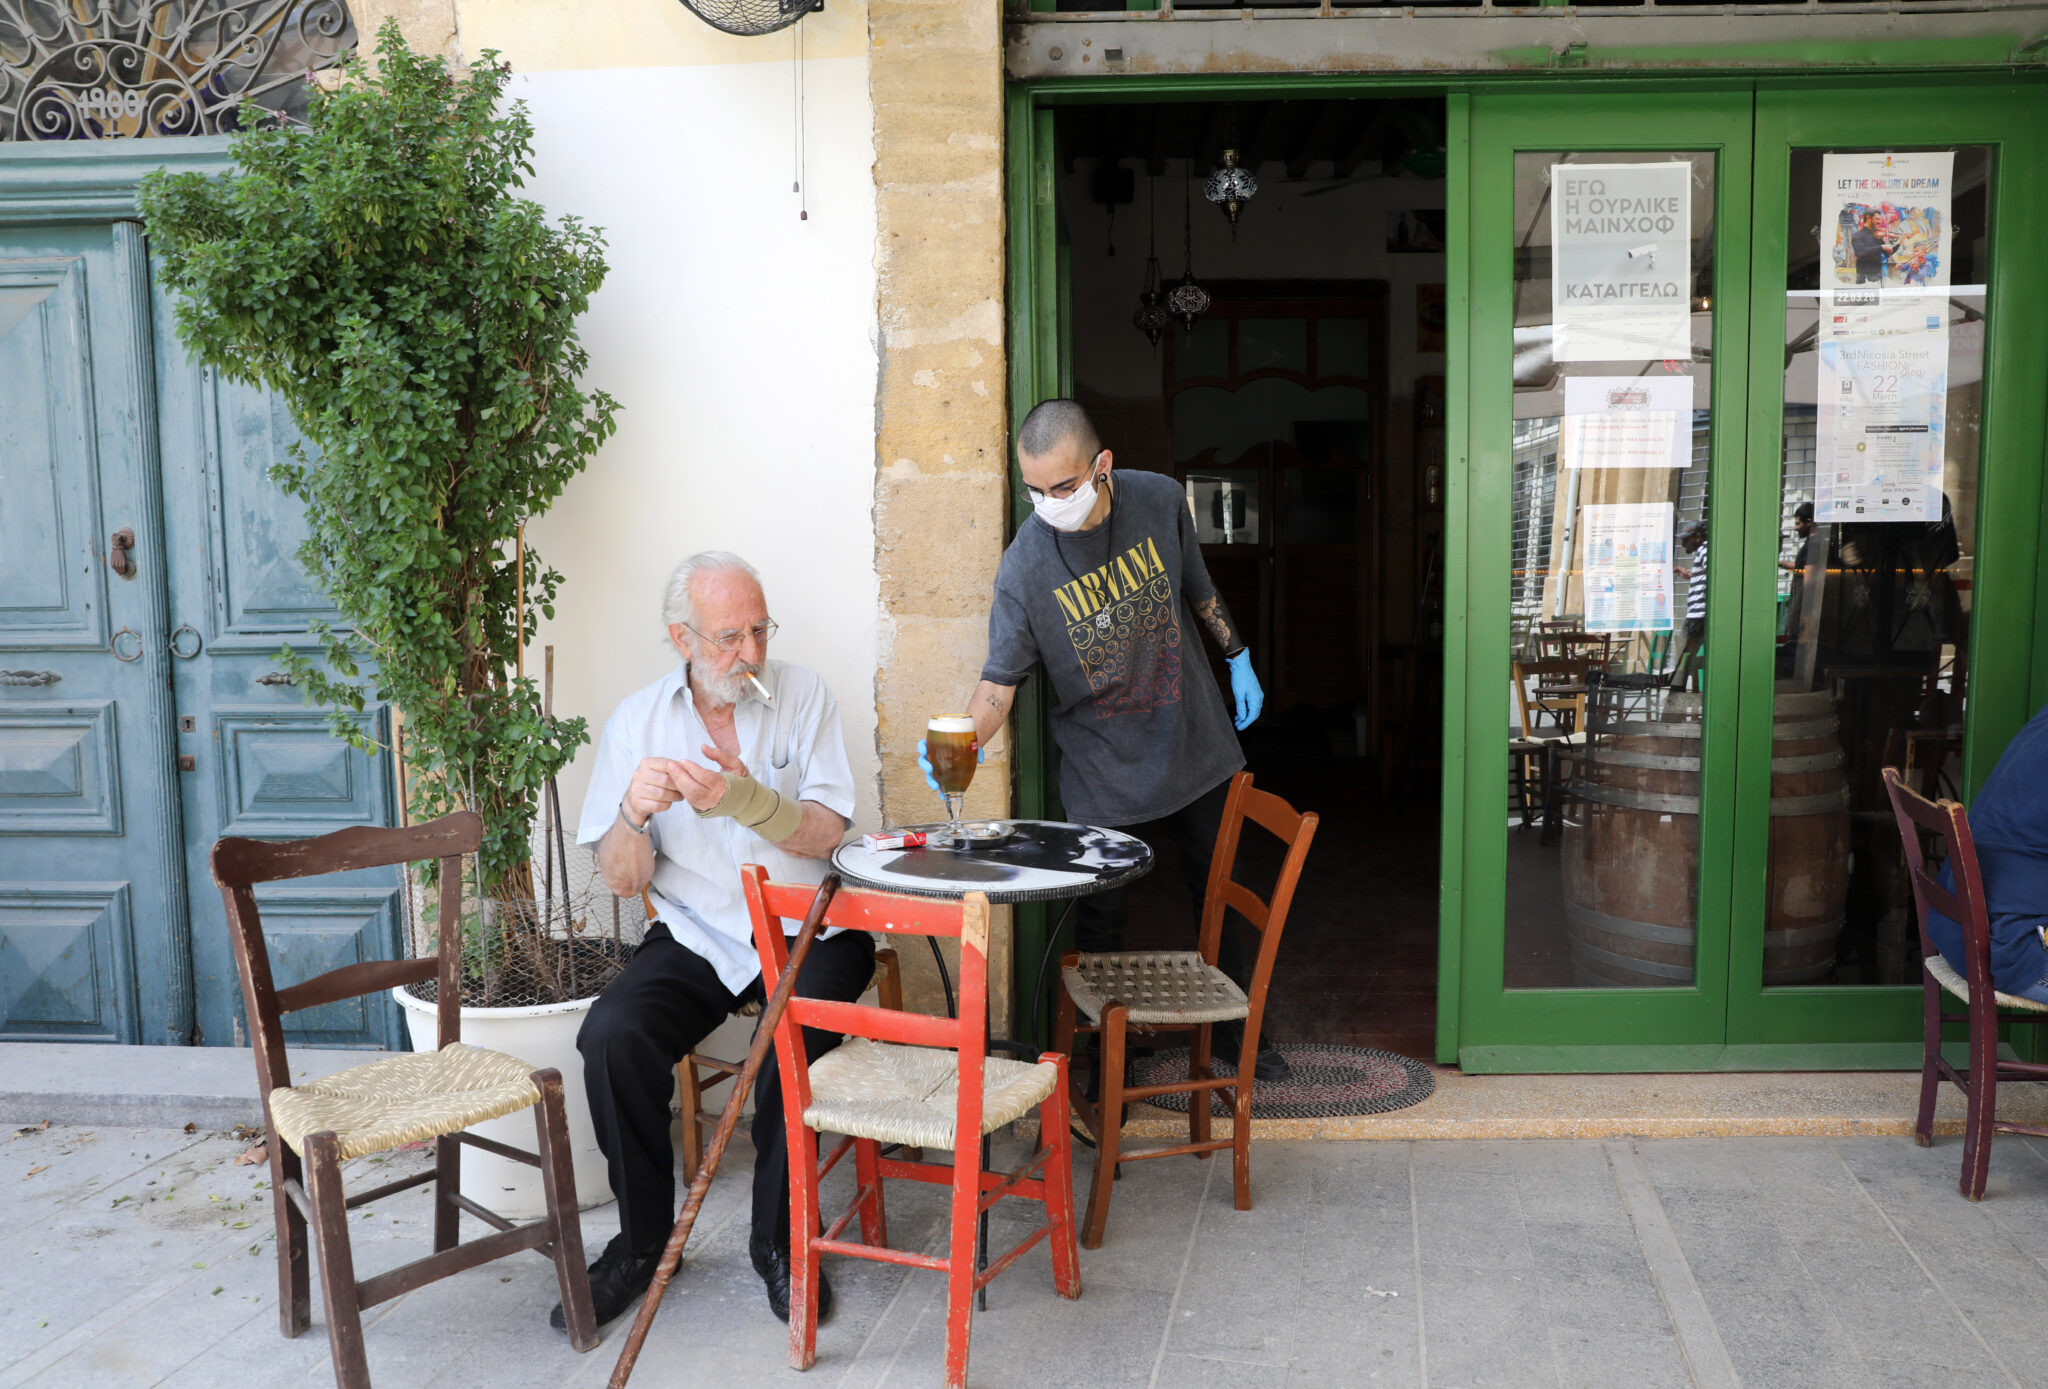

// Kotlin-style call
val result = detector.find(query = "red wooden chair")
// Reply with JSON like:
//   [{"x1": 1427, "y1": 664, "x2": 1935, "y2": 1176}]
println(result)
[
  {"x1": 1883, "y1": 767, "x2": 2048, "y2": 1199},
  {"x1": 743, "y1": 866, "x2": 1081, "y2": 1389},
  {"x1": 210, "y1": 812, "x2": 595, "y2": 1388}
]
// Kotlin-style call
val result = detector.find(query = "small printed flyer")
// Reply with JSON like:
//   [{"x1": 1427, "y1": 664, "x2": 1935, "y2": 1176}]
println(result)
[
  {"x1": 1550, "y1": 162, "x2": 1694, "y2": 364},
  {"x1": 1581, "y1": 502, "x2": 1675, "y2": 634},
  {"x1": 1821, "y1": 151, "x2": 1953, "y2": 297},
  {"x1": 1815, "y1": 334, "x2": 1948, "y2": 524},
  {"x1": 1561, "y1": 375, "x2": 1694, "y2": 470}
]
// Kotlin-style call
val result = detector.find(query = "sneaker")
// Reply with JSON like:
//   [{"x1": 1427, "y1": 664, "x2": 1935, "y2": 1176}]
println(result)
[
  {"x1": 1212, "y1": 1022, "x2": 1292, "y2": 1084},
  {"x1": 550, "y1": 1232, "x2": 661, "y2": 1333},
  {"x1": 752, "y1": 1232, "x2": 834, "y2": 1324}
]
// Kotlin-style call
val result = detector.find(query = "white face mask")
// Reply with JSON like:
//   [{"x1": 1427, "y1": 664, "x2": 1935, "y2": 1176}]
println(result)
[{"x1": 1031, "y1": 462, "x2": 1105, "y2": 533}]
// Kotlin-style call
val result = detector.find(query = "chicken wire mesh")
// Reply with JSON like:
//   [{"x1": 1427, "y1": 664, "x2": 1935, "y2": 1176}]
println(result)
[{"x1": 398, "y1": 818, "x2": 643, "y2": 1010}]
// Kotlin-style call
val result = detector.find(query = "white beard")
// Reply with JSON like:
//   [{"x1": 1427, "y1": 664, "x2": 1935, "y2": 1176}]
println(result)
[{"x1": 691, "y1": 659, "x2": 763, "y2": 708}]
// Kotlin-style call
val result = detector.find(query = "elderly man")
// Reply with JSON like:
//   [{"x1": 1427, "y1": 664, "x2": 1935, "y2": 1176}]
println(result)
[
  {"x1": 929, "y1": 398, "x2": 1289, "y2": 1082},
  {"x1": 554, "y1": 552, "x2": 872, "y2": 1332}
]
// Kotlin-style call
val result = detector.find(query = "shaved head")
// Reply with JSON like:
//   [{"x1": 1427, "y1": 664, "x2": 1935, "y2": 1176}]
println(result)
[{"x1": 1017, "y1": 398, "x2": 1101, "y2": 463}]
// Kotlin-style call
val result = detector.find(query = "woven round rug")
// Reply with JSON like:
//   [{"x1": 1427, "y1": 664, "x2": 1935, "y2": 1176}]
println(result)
[{"x1": 1129, "y1": 1043, "x2": 1436, "y2": 1119}]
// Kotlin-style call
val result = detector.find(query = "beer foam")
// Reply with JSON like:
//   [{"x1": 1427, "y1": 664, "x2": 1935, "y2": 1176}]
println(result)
[{"x1": 927, "y1": 716, "x2": 976, "y2": 732}]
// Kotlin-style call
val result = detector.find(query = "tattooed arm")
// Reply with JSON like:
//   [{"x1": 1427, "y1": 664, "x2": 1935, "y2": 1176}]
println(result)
[
  {"x1": 1193, "y1": 592, "x2": 1245, "y2": 656},
  {"x1": 969, "y1": 680, "x2": 1015, "y2": 751}
]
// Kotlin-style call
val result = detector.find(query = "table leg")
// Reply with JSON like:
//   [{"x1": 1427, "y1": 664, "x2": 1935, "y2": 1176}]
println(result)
[{"x1": 1541, "y1": 743, "x2": 1562, "y2": 846}]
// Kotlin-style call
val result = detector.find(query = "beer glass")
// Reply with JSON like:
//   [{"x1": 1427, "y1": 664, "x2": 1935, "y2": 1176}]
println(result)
[{"x1": 927, "y1": 716, "x2": 978, "y2": 836}]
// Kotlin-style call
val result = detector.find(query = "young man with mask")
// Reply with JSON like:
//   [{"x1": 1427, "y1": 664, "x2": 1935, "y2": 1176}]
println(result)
[{"x1": 924, "y1": 398, "x2": 1289, "y2": 1081}]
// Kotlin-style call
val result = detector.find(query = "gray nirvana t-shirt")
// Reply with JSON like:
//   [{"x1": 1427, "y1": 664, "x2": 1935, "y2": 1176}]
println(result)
[{"x1": 981, "y1": 468, "x2": 1244, "y2": 827}]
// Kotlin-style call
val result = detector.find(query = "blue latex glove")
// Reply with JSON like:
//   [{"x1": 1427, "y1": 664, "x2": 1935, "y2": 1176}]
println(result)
[
  {"x1": 916, "y1": 736, "x2": 984, "y2": 792},
  {"x1": 1226, "y1": 649, "x2": 1263, "y2": 731}
]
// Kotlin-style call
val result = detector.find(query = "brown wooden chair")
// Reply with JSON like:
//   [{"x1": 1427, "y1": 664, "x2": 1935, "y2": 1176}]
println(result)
[
  {"x1": 211, "y1": 812, "x2": 596, "y2": 1388},
  {"x1": 1053, "y1": 771, "x2": 1318, "y2": 1248},
  {"x1": 1883, "y1": 767, "x2": 2048, "y2": 1200}
]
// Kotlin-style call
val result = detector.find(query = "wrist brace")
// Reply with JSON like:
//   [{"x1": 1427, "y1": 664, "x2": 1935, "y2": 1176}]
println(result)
[{"x1": 695, "y1": 772, "x2": 805, "y2": 842}]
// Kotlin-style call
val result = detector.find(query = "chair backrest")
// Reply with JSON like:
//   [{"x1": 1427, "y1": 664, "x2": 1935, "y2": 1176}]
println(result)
[
  {"x1": 1882, "y1": 766, "x2": 1992, "y2": 993},
  {"x1": 211, "y1": 812, "x2": 482, "y2": 1102},
  {"x1": 1511, "y1": 656, "x2": 1592, "y2": 738},
  {"x1": 742, "y1": 866, "x2": 993, "y2": 1143},
  {"x1": 1195, "y1": 772, "x2": 1319, "y2": 1042}
]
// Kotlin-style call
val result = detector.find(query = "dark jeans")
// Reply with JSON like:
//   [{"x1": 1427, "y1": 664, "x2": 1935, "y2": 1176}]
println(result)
[
  {"x1": 577, "y1": 920, "x2": 876, "y2": 1256},
  {"x1": 1074, "y1": 777, "x2": 1253, "y2": 989}
]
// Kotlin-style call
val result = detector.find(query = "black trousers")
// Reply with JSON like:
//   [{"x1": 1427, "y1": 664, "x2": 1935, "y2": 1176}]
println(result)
[
  {"x1": 1074, "y1": 777, "x2": 1252, "y2": 989},
  {"x1": 577, "y1": 921, "x2": 877, "y2": 1256}
]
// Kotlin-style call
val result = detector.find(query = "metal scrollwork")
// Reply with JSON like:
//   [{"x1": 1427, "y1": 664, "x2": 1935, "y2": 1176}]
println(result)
[
  {"x1": 1, "y1": 1, "x2": 356, "y2": 142},
  {"x1": 0, "y1": 668, "x2": 61, "y2": 686}
]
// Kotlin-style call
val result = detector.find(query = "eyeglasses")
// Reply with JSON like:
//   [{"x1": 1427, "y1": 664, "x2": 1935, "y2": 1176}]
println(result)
[
  {"x1": 685, "y1": 620, "x2": 778, "y2": 653},
  {"x1": 1023, "y1": 451, "x2": 1106, "y2": 503}
]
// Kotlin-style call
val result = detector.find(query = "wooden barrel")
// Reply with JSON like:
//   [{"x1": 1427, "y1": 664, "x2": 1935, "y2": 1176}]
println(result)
[{"x1": 1560, "y1": 690, "x2": 1850, "y2": 988}]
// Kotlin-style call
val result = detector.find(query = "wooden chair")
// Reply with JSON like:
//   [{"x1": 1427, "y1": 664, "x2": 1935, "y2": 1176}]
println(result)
[
  {"x1": 1883, "y1": 768, "x2": 2048, "y2": 1200},
  {"x1": 210, "y1": 812, "x2": 596, "y2": 1388},
  {"x1": 1053, "y1": 771, "x2": 1319, "y2": 1248},
  {"x1": 1512, "y1": 655, "x2": 1594, "y2": 740},
  {"x1": 648, "y1": 889, "x2": 915, "y2": 1180},
  {"x1": 743, "y1": 866, "x2": 1081, "y2": 1389}
]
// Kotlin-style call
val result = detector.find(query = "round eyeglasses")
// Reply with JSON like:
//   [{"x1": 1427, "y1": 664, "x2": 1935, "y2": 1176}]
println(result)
[{"x1": 686, "y1": 620, "x2": 778, "y2": 653}]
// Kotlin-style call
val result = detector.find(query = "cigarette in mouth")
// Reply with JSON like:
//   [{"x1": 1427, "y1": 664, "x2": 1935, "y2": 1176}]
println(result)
[{"x1": 746, "y1": 673, "x2": 774, "y2": 704}]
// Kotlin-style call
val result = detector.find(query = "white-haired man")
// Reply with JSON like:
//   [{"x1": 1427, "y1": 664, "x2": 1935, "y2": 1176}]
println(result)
[{"x1": 552, "y1": 552, "x2": 872, "y2": 1333}]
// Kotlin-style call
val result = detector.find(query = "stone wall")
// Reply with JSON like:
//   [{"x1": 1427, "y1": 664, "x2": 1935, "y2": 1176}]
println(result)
[{"x1": 866, "y1": 0, "x2": 1013, "y2": 1021}]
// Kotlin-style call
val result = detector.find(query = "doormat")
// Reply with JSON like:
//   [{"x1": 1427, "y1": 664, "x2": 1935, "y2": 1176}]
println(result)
[{"x1": 1128, "y1": 1043, "x2": 1436, "y2": 1119}]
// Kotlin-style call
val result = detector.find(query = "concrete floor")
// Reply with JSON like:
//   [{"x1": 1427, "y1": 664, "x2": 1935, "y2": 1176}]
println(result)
[{"x1": 8, "y1": 1121, "x2": 2048, "y2": 1388}]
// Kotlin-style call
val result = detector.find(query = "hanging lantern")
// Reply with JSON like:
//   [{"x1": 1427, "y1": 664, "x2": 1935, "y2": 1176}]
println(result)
[
  {"x1": 1166, "y1": 171, "x2": 1210, "y2": 331},
  {"x1": 1132, "y1": 256, "x2": 1173, "y2": 347},
  {"x1": 1203, "y1": 148, "x2": 1259, "y2": 235}
]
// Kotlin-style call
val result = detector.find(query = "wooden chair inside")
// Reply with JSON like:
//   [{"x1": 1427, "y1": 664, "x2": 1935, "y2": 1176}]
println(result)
[
  {"x1": 743, "y1": 867, "x2": 1081, "y2": 1389},
  {"x1": 1883, "y1": 767, "x2": 2048, "y2": 1200},
  {"x1": 1053, "y1": 771, "x2": 1319, "y2": 1248},
  {"x1": 1511, "y1": 655, "x2": 1595, "y2": 740},
  {"x1": 210, "y1": 812, "x2": 596, "y2": 1389}
]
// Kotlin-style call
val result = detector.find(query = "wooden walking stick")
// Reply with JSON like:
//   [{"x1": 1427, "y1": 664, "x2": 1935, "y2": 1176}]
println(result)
[{"x1": 608, "y1": 873, "x2": 840, "y2": 1387}]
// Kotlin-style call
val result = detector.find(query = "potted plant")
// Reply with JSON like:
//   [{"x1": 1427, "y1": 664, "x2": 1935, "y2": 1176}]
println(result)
[{"x1": 142, "y1": 24, "x2": 623, "y2": 1216}]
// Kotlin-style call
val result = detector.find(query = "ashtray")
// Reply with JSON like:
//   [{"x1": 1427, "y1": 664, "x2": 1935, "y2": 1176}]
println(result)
[{"x1": 934, "y1": 821, "x2": 1016, "y2": 850}]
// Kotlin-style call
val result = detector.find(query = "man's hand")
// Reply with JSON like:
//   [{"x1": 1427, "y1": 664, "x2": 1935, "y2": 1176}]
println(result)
[
  {"x1": 623, "y1": 757, "x2": 689, "y2": 827},
  {"x1": 672, "y1": 743, "x2": 749, "y2": 814}
]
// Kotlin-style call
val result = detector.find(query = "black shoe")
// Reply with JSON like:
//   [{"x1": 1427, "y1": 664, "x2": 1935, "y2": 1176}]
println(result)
[
  {"x1": 550, "y1": 1232, "x2": 661, "y2": 1333},
  {"x1": 751, "y1": 1233, "x2": 833, "y2": 1325},
  {"x1": 1213, "y1": 1023, "x2": 1293, "y2": 1084}
]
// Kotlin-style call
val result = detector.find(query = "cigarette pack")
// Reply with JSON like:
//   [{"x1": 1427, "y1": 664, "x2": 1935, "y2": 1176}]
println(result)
[{"x1": 863, "y1": 830, "x2": 927, "y2": 851}]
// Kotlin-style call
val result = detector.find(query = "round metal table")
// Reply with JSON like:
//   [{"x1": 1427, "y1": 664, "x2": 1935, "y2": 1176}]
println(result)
[{"x1": 829, "y1": 818, "x2": 1152, "y2": 1305}]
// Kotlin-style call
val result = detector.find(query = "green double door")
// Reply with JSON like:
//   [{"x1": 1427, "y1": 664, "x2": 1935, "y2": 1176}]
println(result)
[{"x1": 1447, "y1": 82, "x2": 2048, "y2": 1071}]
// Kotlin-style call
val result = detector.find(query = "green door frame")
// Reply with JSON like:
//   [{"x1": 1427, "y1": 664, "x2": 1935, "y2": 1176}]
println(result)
[{"x1": 1004, "y1": 64, "x2": 2048, "y2": 1067}]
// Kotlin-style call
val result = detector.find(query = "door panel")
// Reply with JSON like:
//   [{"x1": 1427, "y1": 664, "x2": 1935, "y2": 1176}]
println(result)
[
  {"x1": 0, "y1": 224, "x2": 187, "y2": 1044},
  {"x1": 156, "y1": 319, "x2": 403, "y2": 1050}
]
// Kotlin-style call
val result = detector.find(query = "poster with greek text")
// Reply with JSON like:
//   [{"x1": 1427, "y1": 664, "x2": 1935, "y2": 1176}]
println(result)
[
  {"x1": 1561, "y1": 375, "x2": 1694, "y2": 470},
  {"x1": 1550, "y1": 162, "x2": 1694, "y2": 364},
  {"x1": 1581, "y1": 502, "x2": 1675, "y2": 634},
  {"x1": 1814, "y1": 334, "x2": 1947, "y2": 524}
]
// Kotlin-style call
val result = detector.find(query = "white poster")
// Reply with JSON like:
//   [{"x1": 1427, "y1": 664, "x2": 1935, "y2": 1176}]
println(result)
[
  {"x1": 1582, "y1": 502, "x2": 1675, "y2": 634},
  {"x1": 1815, "y1": 335, "x2": 1947, "y2": 524},
  {"x1": 1821, "y1": 151, "x2": 1954, "y2": 300},
  {"x1": 1561, "y1": 375, "x2": 1694, "y2": 470},
  {"x1": 1551, "y1": 162, "x2": 1694, "y2": 364}
]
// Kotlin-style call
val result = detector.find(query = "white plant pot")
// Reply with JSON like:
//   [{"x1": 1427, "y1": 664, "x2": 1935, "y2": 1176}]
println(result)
[{"x1": 392, "y1": 987, "x2": 609, "y2": 1219}]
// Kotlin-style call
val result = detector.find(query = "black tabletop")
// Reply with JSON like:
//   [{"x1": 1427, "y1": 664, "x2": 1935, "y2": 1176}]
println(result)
[{"x1": 829, "y1": 820, "x2": 1153, "y2": 905}]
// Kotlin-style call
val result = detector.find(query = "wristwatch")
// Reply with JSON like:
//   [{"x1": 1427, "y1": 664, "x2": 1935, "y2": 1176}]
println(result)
[{"x1": 620, "y1": 797, "x2": 652, "y2": 836}]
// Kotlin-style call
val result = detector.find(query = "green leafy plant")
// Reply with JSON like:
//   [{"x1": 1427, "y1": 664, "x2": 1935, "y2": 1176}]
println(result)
[{"x1": 140, "y1": 22, "x2": 617, "y2": 902}]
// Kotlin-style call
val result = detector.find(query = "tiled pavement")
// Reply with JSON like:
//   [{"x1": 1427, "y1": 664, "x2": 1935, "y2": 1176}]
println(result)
[{"x1": 8, "y1": 1120, "x2": 2048, "y2": 1388}]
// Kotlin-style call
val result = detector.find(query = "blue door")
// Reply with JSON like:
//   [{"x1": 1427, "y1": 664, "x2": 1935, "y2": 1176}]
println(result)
[
  {"x1": 0, "y1": 217, "x2": 402, "y2": 1050},
  {"x1": 0, "y1": 222, "x2": 189, "y2": 1044}
]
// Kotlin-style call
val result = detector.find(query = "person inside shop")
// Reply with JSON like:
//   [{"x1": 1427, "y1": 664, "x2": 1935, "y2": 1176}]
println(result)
[
  {"x1": 1671, "y1": 520, "x2": 1709, "y2": 690},
  {"x1": 559, "y1": 552, "x2": 872, "y2": 1332},
  {"x1": 1923, "y1": 699, "x2": 2048, "y2": 1006},
  {"x1": 923, "y1": 398, "x2": 1291, "y2": 1082},
  {"x1": 1777, "y1": 502, "x2": 1819, "y2": 675}
]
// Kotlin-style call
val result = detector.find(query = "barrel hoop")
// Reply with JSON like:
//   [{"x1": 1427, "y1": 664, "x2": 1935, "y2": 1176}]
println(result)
[
  {"x1": 1770, "y1": 750, "x2": 1845, "y2": 774},
  {"x1": 1565, "y1": 934, "x2": 1698, "y2": 982},
  {"x1": 1565, "y1": 902, "x2": 1696, "y2": 947},
  {"x1": 1590, "y1": 749, "x2": 1701, "y2": 772},
  {"x1": 1764, "y1": 917, "x2": 1847, "y2": 949},
  {"x1": 1768, "y1": 788, "x2": 1853, "y2": 817},
  {"x1": 1570, "y1": 780, "x2": 1699, "y2": 815},
  {"x1": 1606, "y1": 720, "x2": 1703, "y2": 740},
  {"x1": 1772, "y1": 692, "x2": 1839, "y2": 718},
  {"x1": 1772, "y1": 718, "x2": 1841, "y2": 739}
]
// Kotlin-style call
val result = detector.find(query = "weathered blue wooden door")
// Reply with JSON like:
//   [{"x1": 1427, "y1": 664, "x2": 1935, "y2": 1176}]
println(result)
[
  {"x1": 153, "y1": 276, "x2": 406, "y2": 1051},
  {"x1": 0, "y1": 222, "x2": 190, "y2": 1043}
]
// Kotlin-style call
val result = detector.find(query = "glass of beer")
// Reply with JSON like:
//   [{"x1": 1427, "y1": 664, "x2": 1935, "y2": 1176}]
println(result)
[{"x1": 927, "y1": 716, "x2": 978, "y2": 837}]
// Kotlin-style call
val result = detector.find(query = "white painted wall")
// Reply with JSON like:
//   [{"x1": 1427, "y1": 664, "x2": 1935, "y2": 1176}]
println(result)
[{"x1": 512, "y1": 56, "x2": 882, "y2": 835}]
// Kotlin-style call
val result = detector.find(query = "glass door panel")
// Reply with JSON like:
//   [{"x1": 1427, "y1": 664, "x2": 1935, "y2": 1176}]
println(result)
[{"x1": 1505, "y1": 150, "x2": 1719, "y2": 993}]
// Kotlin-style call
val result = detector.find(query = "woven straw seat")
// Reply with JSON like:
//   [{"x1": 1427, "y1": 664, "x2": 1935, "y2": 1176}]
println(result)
[
  {"x1": 268, "y1": 1043, "x2": 540, "y2": 1162},
  {"x1": 1925, "y1": 954, "x2": 2048, "y2": 1015},
  {"x1": 802, "y1": 1039, "x2": 1058, "y2": 1150},
  {"x1": 1063, "y1": 950, "x2": 1250, "y2": 1027}
]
